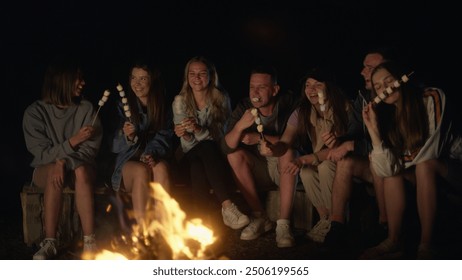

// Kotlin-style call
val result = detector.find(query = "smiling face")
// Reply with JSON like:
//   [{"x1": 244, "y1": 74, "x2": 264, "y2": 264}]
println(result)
[
  {"x1": 73, "y1": 71, "x2": 85, "y2": 97},
  {"x1": 130, "y1": 67, "x2": 151, "y2": 99},
  {"x1": 372, "y1": 68, "x2": 400, "y2": 105},
  {"x1": 304, "y1": 77, "x2": 326, "y2": 105},
  {"x1": 187, "y1": 61, "x2": 209, "y2": 92},
  {"x1": 249, "y1": 73, "x2": 279, "y2": 109}
]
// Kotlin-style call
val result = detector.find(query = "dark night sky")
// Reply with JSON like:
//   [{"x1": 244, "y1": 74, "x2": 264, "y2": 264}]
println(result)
[{"x1": 2, "y1": 0, "x2": 459, "y2": 216}]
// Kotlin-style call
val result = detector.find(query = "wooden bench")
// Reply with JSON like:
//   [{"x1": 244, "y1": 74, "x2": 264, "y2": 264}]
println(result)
[{"x1": 20, "y1": 183, "x2": 108, "y2": 247}]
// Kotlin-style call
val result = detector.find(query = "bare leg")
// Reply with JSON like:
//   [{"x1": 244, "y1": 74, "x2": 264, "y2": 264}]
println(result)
[
  {"x1": 33, "y1": 164, "x2": 62, "y2": 239},
  {"x1": 74, "y1": 165, "x2": 95, "y2": 236},
  {"x1": 122, "y1": 161, "x2": 151, "y2": 223},
  {"x1": 227, "y1": 149, "x2": 264, "y2": 213},
  {"x1": 278, "y1": 149, "x2": 296, "y2": 219},
  {"x1": 371, "y1": 169, "x2": 387, "y2": 225},
  {"x1": 152, "y1": 160, "x2": 172, "y2": 194},
  {"x1": 330, "y1": 156, "x2": 370, "y2": 223},
  {"x1": 383, "y1": 176, "x2": 406, "y2": 244}
]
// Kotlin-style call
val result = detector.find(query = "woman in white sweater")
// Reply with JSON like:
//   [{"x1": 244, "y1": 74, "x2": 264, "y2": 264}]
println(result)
[
  {"x1": 172, "y1": 56, "x2": 249, "y2": 229},
  {"x1": 362, "y1": 61, "x2": 462, "y2": 259}
]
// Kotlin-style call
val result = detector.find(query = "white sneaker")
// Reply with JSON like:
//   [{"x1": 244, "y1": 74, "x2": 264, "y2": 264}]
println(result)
[
  {"x1": 240, "y1": 217, "x2": 273, "y2": 240},
  {"x1": 33, "y1": 238, "x2": 57, "y2": 260},
  {"x1": 306, "y1": 219, "x2": 331, "y2": 243},
  {"x1": 276, "y1": 222, "x2": 295, "y2": 248},
  {"x1": 222, "y1": 203, "x2": 250, "y2": 229}
]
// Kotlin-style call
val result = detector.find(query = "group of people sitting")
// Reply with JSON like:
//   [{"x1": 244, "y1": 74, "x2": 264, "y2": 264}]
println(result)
[{"x1": 22, "y1": 48, "x2": 462, "y2": 260}]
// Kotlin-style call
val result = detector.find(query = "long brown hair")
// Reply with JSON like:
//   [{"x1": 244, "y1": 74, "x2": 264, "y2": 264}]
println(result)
[
  {"x1": 297, "y1": 68, "x2": 350, "y2": 146},
  {"x1": 371, "y1": 61, "x2": 428, "y2": 153},
  {"x1": 126, "y1": 60, "x2": 167, "y2": 132}
]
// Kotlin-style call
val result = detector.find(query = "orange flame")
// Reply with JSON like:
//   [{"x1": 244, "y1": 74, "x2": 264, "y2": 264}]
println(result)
[{"x1": 93, "y1": 182, "x2": 215, "y2": 260}]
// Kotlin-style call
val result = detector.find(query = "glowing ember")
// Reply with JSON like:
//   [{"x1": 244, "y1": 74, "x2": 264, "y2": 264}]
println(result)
[
  {"x1": 93, "y1": 182, "x2": 216, "y2": 260},
  {"x1": 94, "y1": 250, "x2": 127, "y2": 260}
]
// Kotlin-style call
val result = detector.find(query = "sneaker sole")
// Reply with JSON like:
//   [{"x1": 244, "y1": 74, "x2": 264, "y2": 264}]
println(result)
[
  {"x1": 240, "y1": 223, "x2": 273, "y2": 240},
  {"x1": 224, "y1": 218, "x2": 250, "y2": 230}
]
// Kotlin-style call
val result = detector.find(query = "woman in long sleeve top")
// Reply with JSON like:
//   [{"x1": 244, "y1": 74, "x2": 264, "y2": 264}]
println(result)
[
  {"x1": 111, "y1": 60, "x2": 174, "y2": 227},
  {"x1": 172, "y1": 56, "x2": 249, "y2": 230},
  {"x1": 23, "y1": 55, "x2": 102, "y2": 259}
]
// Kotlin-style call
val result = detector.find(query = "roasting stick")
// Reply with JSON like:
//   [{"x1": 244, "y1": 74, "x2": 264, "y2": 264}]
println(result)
[{"x1": 373, "y1": 71, "x2": 414, "y2": 104}]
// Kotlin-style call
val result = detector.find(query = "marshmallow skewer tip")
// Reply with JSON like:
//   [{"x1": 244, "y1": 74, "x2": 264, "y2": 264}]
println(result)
[
  {"x1": 373, "y1": 71, "x2": 414, "y2": 104},
  {"x1": 91, "y1": 89, "x2": 111, "y2": 126},
  {"x1": 317, "y1": 90, "x2": 328, "y2": 130}
]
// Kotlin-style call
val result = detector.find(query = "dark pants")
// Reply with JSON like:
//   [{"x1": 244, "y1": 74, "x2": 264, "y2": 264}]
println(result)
[{"x1": 184, "y1": 140, "x2": 233, "y2": 209}]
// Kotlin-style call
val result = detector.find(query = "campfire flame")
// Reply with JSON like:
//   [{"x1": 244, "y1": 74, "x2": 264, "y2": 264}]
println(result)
[{"x1": 92, "y1": 182, "x2": 216, "y2": 260}]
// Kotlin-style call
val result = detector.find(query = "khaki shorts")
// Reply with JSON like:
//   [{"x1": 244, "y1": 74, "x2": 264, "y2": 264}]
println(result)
[{"x1": 245, "y1": 148, "x2": 279, "y2": 191}]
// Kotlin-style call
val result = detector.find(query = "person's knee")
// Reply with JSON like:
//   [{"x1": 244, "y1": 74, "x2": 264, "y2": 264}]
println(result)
[
  {"x1": 299, "y1": 167, "x2": 316, "y2": 184},
  {"x1": 153, "y1": 161, "x2": 169, "y2": 177},
  {"x1": 74, "y1": 165, "x2": 95, "y2": 182},
  {"x1": 336, "y1": 156, "x2": 355, "y2": 170},
  {"x1": 227, "y1": 149, "x2": 247, "y2": 167},
  {"x1": 416, "y1": 159, "x2": 439, "y2": 173}
]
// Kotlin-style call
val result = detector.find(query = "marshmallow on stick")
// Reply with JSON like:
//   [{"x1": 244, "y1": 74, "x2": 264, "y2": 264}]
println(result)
[
  {"x1": 251, "y1": 108, "x2": 265, "y2": 141},
  {"x1": 116, "y1": 83, "x2": 132, "y2": 122},
  {"x1": 317, "y1": 90, "x2": 328, "y2": 129},
  {"x1": 91, "y1": 89, "x2": 111, "y2": 126},
  {"x1": 373, "y1": 71, "x2": 414, "y2": 104}
]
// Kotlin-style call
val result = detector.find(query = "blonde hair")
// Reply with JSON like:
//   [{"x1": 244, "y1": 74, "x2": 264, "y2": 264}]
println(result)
[{"x1": 178, "y1": 56, "x2": 230, "y2": 139}]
